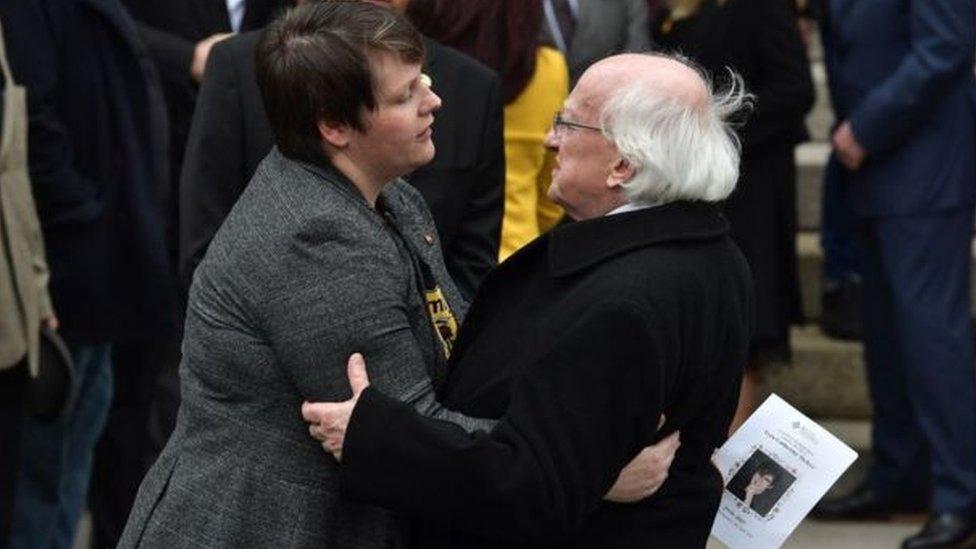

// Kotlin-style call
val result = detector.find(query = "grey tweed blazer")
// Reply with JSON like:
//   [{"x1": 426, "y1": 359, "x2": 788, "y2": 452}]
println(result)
[{"x1": 119, "y1": 149, "x2": 491, "y2": 548}]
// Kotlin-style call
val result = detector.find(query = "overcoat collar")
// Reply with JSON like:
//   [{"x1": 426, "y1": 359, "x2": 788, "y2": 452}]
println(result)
[{"x1": 547, "y1": 201, "x2": 730, "y2": 277}]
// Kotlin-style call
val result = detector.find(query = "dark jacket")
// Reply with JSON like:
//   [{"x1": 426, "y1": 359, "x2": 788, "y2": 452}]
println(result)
[
  {"x1": 820, "y1": 0, "x2": 976, "y2": 216},
  {"x1": 179, "y1": 31, "x2": 504, "y2": 299},
  {"x1": 340, "y1": 202, "x2": 754, "y2": 548},
  {"x1": 119, "y1": 0, "x2": 290, "y2": 263},
  {"x1": 1, "y1": 0, "x2": 176, "y2": 343}
]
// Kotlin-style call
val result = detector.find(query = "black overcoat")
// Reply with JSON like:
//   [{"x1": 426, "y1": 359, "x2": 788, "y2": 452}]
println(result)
[
  {"x1": 340, "y1": 202, "x2": 754, "y2": 548},
  {"x1": 1, "y1": 0, "x2": 176, "y2": 343}
]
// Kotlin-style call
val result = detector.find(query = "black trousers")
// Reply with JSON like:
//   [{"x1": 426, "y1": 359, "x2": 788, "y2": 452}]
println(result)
[
  {"x1": 0, "y1": 360, "x2": 28, "y2": 548},
  {"x1": 88, "y1": 337, "x2": 180, "y2": 549}
]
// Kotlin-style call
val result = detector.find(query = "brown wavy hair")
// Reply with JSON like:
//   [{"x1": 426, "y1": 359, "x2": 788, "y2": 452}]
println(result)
[{"x1": 406, "y1": 0, "x2": 542, "y2": 104}]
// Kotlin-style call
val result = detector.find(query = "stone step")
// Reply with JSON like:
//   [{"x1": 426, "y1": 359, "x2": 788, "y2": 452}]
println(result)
[
  {"x1": 797, "y1": 229, "x2": 824, "y2": 318},
  {"x1": 760, "y1": 325, "x2": 871, "y2": 420},
  {"x1": 796, "y1": 142, "x2": 829, "y2": 231}
]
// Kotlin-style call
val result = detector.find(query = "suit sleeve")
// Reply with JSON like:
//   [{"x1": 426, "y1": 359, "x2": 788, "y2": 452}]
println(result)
[
  {"x1": 340, "y1": 303, "x2": 665, "y2": 544},
  {"x1": 738, "y1": 0, "x2": 815, "y2": 151},
  {"x1": 848, "y1": 0, "x2": 976, "y2": 156},
  {"x1": 260, "y1": 241, "x2": 494, "y2": 433},
  {"x1": 2, "y1": 0, "x2": 104, "y2": 228},
  {"x1": 178, "y1": 40, "x2": 244, "y2": 291},
  {"x1": 443, "y1": 73, "x2": 504, "y2": 299}
]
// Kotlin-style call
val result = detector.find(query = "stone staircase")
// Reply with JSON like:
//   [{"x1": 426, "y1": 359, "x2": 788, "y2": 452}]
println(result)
[{"x1": 763, "y1": 32, "x2": 874, "y2": 420}]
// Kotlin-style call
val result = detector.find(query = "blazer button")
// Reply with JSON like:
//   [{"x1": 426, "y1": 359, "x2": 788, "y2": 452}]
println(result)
[{"x1": 424, "y1": 234, "x2": 435, "y2": 245}]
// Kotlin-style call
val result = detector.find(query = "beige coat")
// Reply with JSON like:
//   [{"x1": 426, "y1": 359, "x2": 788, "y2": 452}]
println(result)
[{"x1": 0, "y1": 18, "x2": 53, "y2": 375}]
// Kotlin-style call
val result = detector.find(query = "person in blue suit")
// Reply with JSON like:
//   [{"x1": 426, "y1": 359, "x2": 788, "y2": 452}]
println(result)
[{"x1": 812, "y1": 1, "x2": 976, "y2": 547}]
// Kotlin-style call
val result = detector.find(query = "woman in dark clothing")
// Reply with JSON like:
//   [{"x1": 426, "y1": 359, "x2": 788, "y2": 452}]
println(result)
[{"x1": 652, "y1": 0, "x2": 814, "y2": 430}]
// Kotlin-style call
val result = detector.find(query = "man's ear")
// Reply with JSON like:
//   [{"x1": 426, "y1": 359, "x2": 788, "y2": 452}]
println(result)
[
  {"x1": 318, "y1": 120, "x2": 351, "y2": 149},
  {"x1": 607, "y1": 157, "x2": 636, "y2": 189}
]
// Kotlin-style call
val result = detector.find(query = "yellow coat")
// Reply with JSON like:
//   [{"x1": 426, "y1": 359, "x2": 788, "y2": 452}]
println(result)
[{"x1": 499, "y1": 47, "x2": 569, "y2": 261}]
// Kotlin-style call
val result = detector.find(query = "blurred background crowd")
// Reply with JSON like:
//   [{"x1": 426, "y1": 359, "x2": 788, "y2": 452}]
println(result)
[{"x1": 0, "y1": 0, "x2": 974, "y2": 548}]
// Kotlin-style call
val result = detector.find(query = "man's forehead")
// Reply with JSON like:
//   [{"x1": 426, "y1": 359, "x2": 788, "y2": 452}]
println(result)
[
  {"x1": 569, "y1": 68, "x2": 630, "y2": 113},
  {"x1": 576, "y1": 54, "x2": 710, "y2": 112},
  {"x1": 563, "y1": 86, "x2": 601, "y2": 117}
]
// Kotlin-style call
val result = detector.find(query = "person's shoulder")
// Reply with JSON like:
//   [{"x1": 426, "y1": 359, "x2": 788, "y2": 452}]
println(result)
[
  {"x1": 212, "y1": 29, "x2": 263, "y2": 66},
  {"x1": 204, "y1": 154, "x2": 394, "y2": 284},
  {"x1": 251, "y1": 154, "x2": 372, "y2": 230}
]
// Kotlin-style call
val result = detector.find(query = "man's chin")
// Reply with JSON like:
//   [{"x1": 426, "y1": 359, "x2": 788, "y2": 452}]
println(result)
[{"x1": 546, "y1": 185, "x2": 562, "y2": 207}]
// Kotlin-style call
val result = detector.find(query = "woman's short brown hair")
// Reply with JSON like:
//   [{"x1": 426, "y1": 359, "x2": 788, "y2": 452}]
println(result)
[{"x1": 256, "y1": 1, "x2": 425, "y2": 164}]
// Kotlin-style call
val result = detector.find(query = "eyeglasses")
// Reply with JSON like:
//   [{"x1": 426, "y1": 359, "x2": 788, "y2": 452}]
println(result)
[{"x1": 551, "y1": 112, "x2": 602, "y2": 138}]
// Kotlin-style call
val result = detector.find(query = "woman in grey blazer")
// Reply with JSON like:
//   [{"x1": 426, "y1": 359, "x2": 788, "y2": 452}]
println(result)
[{"x1": 119, "y1": 4, "x2": 491, "y2": 547}]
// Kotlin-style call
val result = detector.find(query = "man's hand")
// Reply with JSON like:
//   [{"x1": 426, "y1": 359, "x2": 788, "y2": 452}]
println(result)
[
  {"x1": 604, "y1": 430, "x2": 681, "y2": 503},
  {"x1": 191, "y1": 33, "x2": 234, "y2": 83},
  {"x1": 43, "y1": 315, "x2": 59, "y2": 331},
  {"x1": 302, "y1": 353, "x2": 371, "y2": 462},
  {"x1": 831, "y1": 120, "x2": 867, "y2": 171}
]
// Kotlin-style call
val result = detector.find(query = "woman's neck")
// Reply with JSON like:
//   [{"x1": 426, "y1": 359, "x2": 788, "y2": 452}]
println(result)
[{"x1": 329, "y1": 154, "x2": 392, "y2": 208}]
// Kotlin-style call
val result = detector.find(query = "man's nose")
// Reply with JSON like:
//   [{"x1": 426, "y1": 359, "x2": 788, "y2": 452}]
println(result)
[{"x1": 544, "y1": 127, "x2": 559, "y2": 151}]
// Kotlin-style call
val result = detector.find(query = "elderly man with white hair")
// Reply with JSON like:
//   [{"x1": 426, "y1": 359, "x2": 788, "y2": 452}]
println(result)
[{"x1": 302, "y1": 52, "x2": 754, "y2": 548}]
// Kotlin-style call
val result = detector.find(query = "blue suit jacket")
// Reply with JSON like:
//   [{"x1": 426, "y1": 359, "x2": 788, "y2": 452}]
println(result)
[{"x1": 821, "y1": 0, "x2": 976, "y2": 216}]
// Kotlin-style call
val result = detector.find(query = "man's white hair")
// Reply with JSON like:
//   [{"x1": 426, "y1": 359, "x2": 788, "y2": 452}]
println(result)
[{"x1": 599, "y1": 55, "x2": 751, "y2": 204}]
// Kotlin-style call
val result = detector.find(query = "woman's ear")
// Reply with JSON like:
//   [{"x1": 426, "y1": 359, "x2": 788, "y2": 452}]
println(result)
[{"x1": 318, "y1": 120, "x2": 351, "y2": 149}]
